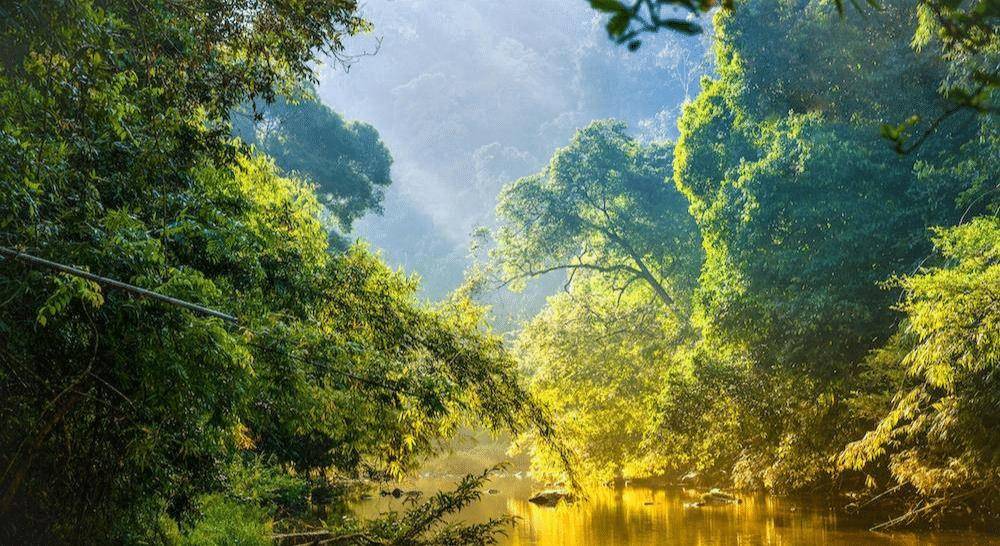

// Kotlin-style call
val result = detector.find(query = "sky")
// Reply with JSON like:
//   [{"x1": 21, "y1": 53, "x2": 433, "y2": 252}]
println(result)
[{"x1": 316, "y1": 0, "x2": 712, "y2": 315}]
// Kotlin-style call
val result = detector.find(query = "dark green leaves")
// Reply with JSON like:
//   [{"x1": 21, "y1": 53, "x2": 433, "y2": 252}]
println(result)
[
  {"x1": 589, "y1": 0, "x2": 892, "y2": 50},
  {"x1": 0, "y1": 1, "x2": 556, "y2": 542},
  {"x1": 663, "y1": 19, "x2": 702, "y2": 34},
  {"x1": 590, "y1": 0, "x2": 628, "y2": 13},
  {"x1": 232, "y1": 91, "x2": 393, "y2": 232},
  {"x1": 589, "y1": 0, "x2": 716, "y2": 48},
  {"x1": 591, "y1": 0, "x2": 637, "y2": 40},
  {"x1": 607, "y1": 11, "x2": 632, "y2": 37}
]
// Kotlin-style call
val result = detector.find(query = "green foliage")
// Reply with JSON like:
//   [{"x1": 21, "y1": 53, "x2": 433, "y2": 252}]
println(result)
[
  {"x1": 0, "y1": 137, "x2": 545, "y2": 540},
  {"x1": 223, "y1": 457, "x2": 311, "y2": 517},
  {"x1": 0, "y1": 0, "x2": 562, "y2": 542},
  {"x1": 887, "y1": 0, "x2": 999, "y2": 153},
  {"x1": 673, "y1": 0, "x2": 981, "y2": 375},
  {"x1": 516, "y1": 276, "x2": 687, "y2": 484},
  {"x1": 1, "y1": 0, "x2": 995, "y2": 537},
  {"x1": 715, "y1": 0, "x2": 952, "y2": 125},
  {"x1": 643, "y1": 348, "x2": 747, "y2": 484},
  {"x1": 494, "y1": 120, "x2": 705, "y2": 485},
  {"x1": 649, "y1": 343, "x2": 864, "y2": 491},
  {"x1": 662, "y1": 0, "x2": 991, "y2": 494},
  {"x1": 505, "y1": 0, "x2": 999, "y2": 517},
  {"x1": 839, "y1": 218, "x2": 1000, "y2": 517},
  {"x1": 494, "y1": 119, "x2": 702, "y2": 320},
  {"x1": 683, "y1": 114, "x2": 961, "y2": 373},
  {"x1": 656, "y1": 0, "x2": 996, "y2": 497},
  {"x1": 180, "y1": 495, "x2": 272, "y2": 546},
  {"x1": 588, "y1": 0, "x2": 998, "y2": 155},
  {"x1": 232, "y1": 89, "x2": 393, "y2": 232}
]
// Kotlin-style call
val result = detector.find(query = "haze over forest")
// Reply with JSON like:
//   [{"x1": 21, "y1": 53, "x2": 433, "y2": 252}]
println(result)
[
  {"x1": 2, "y1": 0, "x2": 997, "y2": 543},
  {"x1": 320, "y1": 0, "x2": 711, "y2": 308}
]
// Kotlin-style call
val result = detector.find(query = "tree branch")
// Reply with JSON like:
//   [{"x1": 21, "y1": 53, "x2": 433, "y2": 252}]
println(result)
[{"x1": 500, "y1": 261, "x2": 642, "y2": 289}]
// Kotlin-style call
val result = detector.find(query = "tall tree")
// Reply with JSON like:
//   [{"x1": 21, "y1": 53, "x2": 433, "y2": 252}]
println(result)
[
  {"x1": 494, "y1": 120, "x2": 701, "y2": 321},
  {"x1": 673, "y1": 0, "x2": 975, "y2": 374},
  {"x1": 232, "y1": 91, "x2": 393, "y2": 232},
  {"x1": 535, "y1": 0, "x2": 998, "y2": 501},
  {"x1": 587, "y1": 0, "x2": 997, "y2": 152},
  {"x1": 516, "y1": 275, "x2": 684, "y2": 484}
]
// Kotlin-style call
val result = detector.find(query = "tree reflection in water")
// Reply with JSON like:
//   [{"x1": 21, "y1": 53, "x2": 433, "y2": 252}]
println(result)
[{"x1": 353, "y1": 477, "x2": 997, "y2": 545}]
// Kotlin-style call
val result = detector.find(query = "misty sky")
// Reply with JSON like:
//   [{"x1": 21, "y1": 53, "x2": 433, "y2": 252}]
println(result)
[{"x1": 316, "y1": 0, "x2": 712, "y2": 302}]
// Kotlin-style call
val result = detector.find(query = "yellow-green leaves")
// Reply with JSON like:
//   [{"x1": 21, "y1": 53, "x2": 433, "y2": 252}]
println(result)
[
  {"x1": 36, "y1": 274, "x2": 104, "y2": 327},
  {"x1": 839, "y1": 218, "x2": 1000, "y2": 500},
  {"x1": 494, "y1": 120, "x2": 701, "y2": 321}
]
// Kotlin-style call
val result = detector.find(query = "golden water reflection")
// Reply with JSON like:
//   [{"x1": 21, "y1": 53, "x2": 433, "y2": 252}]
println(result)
[{"x1": 352, "y1": 477, "x2": 999, "y2": 545}]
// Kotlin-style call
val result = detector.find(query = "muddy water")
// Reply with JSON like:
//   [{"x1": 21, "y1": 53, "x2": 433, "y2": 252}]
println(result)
[{"x1": 352, "y1": 477, "x2": 1000, "y2": 545}]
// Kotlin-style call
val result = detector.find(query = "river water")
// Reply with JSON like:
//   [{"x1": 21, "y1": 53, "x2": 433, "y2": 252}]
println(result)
[{"x1": 352, "y1": 476, "x2": 999, "y2": 545}]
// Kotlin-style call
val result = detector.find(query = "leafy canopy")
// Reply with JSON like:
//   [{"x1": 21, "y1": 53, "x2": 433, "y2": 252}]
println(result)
[
  {"x1": 840, "y1": 217, "x2": 1000, "y2": 517},
  {"x1": 494, "y1": 119, "x2": 701, "y2": 321},
  {"x1": 232, "y1": 90, "x2": 393, "y2": 232}
]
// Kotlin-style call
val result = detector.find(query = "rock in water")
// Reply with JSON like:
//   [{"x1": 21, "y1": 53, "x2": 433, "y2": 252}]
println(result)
[{"x1": 528, "y1": 489, "x2": 574, "y2": 506}]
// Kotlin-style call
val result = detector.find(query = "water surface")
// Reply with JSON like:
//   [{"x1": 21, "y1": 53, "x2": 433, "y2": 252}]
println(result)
[{"x1": 353, "y1": 477, "x2": 1000, "y2": 545}]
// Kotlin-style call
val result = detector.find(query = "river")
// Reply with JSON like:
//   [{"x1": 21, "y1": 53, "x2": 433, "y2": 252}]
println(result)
[{"x1": 352, "y1": 476, "x2": 999, "y2": 545}]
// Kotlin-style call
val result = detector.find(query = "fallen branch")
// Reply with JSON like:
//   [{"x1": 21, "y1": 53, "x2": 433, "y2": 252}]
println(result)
[
  {"x1": 846, "y1": 483, "x2": 906, "y2": 512},
  {"x1": 870, "y1": 486, "x2": 988, "y2": 531},
  {"x1": 270, "y1": 529, "x2": 382, "y2": 546}
]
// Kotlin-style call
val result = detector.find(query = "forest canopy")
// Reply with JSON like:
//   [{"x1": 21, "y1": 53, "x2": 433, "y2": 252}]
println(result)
[
  {"x1": 0, "y1": 0, "x2": 997, "y2": 541},
  {"x1": 232, "y1": 90, "x2": 393, "y2": 234},
  {"x1": 501, "y1": 0, "x2": 999, "y2": 526}
]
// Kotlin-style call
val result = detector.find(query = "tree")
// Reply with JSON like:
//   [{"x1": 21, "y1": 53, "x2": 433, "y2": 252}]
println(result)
[
  {"x1": 515, "y1": 275, "x2": 683, "y2": 484},
  {"x1": 713, "y1": 0, "x2": 955, "y2": 126},
  {"x1": 496, "y1": 121, "x2": 703, "y2": 486},
  {"x1": 563, "y1": 0, "x2": 1000, "y2": 518},
  {"x1": 232, "y1": 90, "x2": 393, "y2": 232},
  {"x1": 494, "y1": 119, "x2": 701, "y2": 321},
  {"x1": 645, "y1": 0, "x2": 989, "y2": 495},
  {"x1": 673, "y1": 0, "x2": 974, "y2": 375},
  {"x1": 587, "y1": 0, "x2": 998, "y2": 153}
]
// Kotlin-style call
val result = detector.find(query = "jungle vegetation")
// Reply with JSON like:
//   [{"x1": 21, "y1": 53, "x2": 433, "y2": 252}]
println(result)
[
  {"x1": 0, "y1": 1, "x2": 564, "y2": 543},
  {"x1": 231, "y1": 89, "x2": 393, "y2": 237},
  {"x1": 0, "y1": 0, "x2": 996, "y2": 542},
  {"x1": 501, "y1": 0, "x2": 999, "y2": 527}
]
